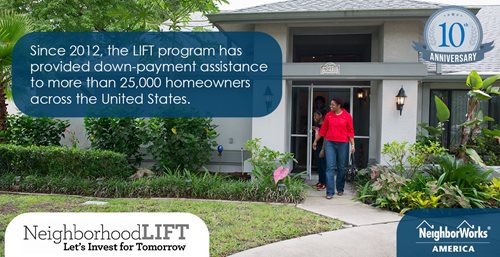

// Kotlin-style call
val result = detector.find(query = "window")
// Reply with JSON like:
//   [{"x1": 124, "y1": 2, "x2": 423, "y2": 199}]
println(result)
[
  {"x1": 429, "y1": 90, "x2": 499, "y2": 148},
  {"x1": 292, "y1": 34, "x2": 372, "y2": 62}
]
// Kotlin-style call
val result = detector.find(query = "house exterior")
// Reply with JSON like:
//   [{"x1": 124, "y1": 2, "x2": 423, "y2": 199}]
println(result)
[
  {"x1": 8, "y1": 1, "x2": 498, "y2": 177},
  {"x1": 204, "y1": 0, "x2": 500, "y2": 176}
]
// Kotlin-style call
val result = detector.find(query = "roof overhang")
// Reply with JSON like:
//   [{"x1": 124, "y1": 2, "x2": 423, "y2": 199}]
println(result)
[
  {"x1": 208, "y1": 9, "x2": 447, "y2": 24},
  {"x1": 423, "y1": 72, "x2": 500, "y2": 83}
]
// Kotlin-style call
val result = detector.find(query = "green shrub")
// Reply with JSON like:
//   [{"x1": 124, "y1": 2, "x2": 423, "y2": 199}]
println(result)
[
  {"x1": 357, "y1": 153, "x2": 498, "y2": 212},
  {"x1": 382, "y1": 141, "x2": 445, "y2": 178},
  {"x1": 484, "y1": 178, "x2": 500, "y2": 207},
  {"x1": 0, "y1": 144, "x2": 133, "y2": 178},
  {"x1": 147, "y1": 118, "x2": 217, "y2": 171},
  {"x1": 0, "y1": 171, "x2": 306, "y2": 203},
  {"x1": 424, "y1": 155, "x2": 493, "y2": 209},
  {"x1": 5, "y1": 114, "x2": 69, "y2": 146},
  {"x1": 471, "y1": 128, "x2": 500, "y2": 166},
  {"x1": 84, "y1": 118, "x2": 146, "y2": 166},
  {"x1": 427, "y1": 154, "x2": 492, "y2": 189},
  {"x1": 244, "y1": 138, "x2": 297, "y2": 187}
]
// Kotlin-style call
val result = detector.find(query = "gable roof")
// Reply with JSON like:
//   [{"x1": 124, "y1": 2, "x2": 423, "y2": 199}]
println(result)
[
  {"x1": 233, "y1": 0, "x2": 442, "y2": 13},
  {"x1": 207, "y1": 1, "x2": 498, "y2": 75},
  {"x1": 208, "y1": 0, "x2": 444, "y2": 23}
]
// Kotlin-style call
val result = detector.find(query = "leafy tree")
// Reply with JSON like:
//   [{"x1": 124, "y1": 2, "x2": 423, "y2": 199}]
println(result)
[
  {"x1": 0, "y1": 0, "x2": 227, "y2": 32},
  {"x1": 159, "y1": 0, "x2": 226, "y2": 31},
  {"x1": 0, "y1": 10, "x2": 32, "y2": 141}
]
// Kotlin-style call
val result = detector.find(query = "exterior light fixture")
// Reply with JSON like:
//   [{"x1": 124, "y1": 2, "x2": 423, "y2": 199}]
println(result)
[
  {"x1": 357, "y1": 89, "x2": 367, "y2": 100},
  {"x1": 396, "y1": 87, "x2": 407, "y2": 116},
  {"x1": 264, "y1": 86, "x2": 273, "y2": 112},
  {"x1": 357, "y1": 91, "x2": 364, "y2": 99}
]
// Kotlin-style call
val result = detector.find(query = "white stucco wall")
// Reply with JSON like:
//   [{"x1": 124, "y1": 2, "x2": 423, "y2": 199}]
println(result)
[
  {"x1": 6, "y1": 100, "x2": 18, "y2": 115},
  {"x1": 61, "y1": 118, "x2": 91, "y2": 148},
  {"x1": 212, "y1": 118, "x2": 251, "y2": 151},
  {"x1": 377, "y1": 80, "x2": 419, "y2": 163},
  {"x1": 377, "y1": 21, "x2": 421, "y2": 163},
  {"x1": 382, "y1": 21, "x2": 421, "y2": 62},
  {"x1": 252, "y1": 24, "x2": 289, "y2": 152}
]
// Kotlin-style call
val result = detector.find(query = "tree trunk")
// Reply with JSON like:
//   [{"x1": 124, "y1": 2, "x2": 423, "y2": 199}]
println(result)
[
  {"x1": 457, "y1": 98, "x2": 478, "y2": 161},
  {"x1": 0, "y1": 83, "x2": 7, "y2": 143}
]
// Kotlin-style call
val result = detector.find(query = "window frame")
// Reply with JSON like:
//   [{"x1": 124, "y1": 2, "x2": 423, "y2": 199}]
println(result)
[{"x1": 429, "y1": 89, "x2": 497, "y2": 148}]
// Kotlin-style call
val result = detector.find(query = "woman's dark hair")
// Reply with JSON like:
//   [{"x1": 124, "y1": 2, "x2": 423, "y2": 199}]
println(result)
[{"x1": 331, "y1": 97, "x2": 343, "y2": 107}]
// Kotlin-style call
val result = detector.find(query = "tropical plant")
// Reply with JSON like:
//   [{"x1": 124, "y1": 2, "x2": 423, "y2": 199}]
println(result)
[
  {"x1": 0, "y1": 10, "x2": 32, "y2": 141},
  {"x1": 417, "y1": 95, "x2": 450, "y2": 146},
  {"x1": 400, "y1": 191, "x2": 441, "y2": 214},
  {"x1": 356, "y1": 180, "x2": 376, "y2": 204},
  {"x1": 457, "y1": 71, "x2": 499, "y2": 161},
  {"x1": 427, "y1": 154, "x2": 492, "y2": 189},
  {"x1": 244, "y1": 138, "x2": 298, "y2": 187},
  {"x1": 483, "y1": 177, "x2": 500, "y2": 207},
  {"x1": 371, "y1": 171, "x2": 409, "y2": 210},
  {"x1": 423, "y1": 71, "x2": 499, "y2": 165}
]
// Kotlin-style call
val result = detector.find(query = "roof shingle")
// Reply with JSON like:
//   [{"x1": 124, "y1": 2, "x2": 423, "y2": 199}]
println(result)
[{"x1": 229, "y1": 0, "x2": 443, "y2": 14}]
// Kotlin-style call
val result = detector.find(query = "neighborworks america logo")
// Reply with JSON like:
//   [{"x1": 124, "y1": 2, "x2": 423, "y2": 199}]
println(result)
[
  {"x1": 397, "y1": 209, "x2": 499, "y2": 257},
  {"x1": 416, "y1": 220, "x2": 491, "y2": 253}
]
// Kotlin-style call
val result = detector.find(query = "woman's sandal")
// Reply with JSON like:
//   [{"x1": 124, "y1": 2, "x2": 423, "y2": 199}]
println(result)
[{"x1": 316, "y1": 184, "x2": 326, "y2": 191}]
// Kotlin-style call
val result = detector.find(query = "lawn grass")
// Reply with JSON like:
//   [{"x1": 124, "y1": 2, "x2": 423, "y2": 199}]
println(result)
[{"x1": 0, "y1": 194, "x2": 342, "y2": 257}]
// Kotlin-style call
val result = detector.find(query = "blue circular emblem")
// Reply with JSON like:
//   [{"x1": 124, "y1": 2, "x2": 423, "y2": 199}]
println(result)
[{"x1": 424, "y1": 6, "x2": 483, "y2": 53}]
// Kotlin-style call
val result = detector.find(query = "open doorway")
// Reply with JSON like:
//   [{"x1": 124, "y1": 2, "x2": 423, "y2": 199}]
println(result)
[{"x1": 290, "y1": 85, "x2": 371, "y2": 178}]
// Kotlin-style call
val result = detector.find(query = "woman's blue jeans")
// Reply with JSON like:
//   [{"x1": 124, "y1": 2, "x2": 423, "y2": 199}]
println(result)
[
  {"x1": 324, "y1": 140, "x2": 349, "y2": 196},
  {"x1": 315, "y1": 143, "x2": 326, "y2": 184}
]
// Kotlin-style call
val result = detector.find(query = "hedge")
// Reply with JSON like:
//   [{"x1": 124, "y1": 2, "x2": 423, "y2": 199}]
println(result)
[
  {"x1": 0, "y1": 144, "x2": 133, "y2": 178},
  {"x1": 0, "y1": 173, "x2": 306, "y2": 203}
]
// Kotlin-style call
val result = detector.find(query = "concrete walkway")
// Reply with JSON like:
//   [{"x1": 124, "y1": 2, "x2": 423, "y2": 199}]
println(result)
[{"x1": 229, "y1": 181, "x2": 402, "y2": 257}]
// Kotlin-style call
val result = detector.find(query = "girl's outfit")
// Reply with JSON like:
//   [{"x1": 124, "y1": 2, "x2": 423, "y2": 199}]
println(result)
[
  {"x1": 318, "y1": 109, "x2": 354, "y2": 197},
  {"x1": 314, "y1": 121, "x2": 326, "y2": 189}
]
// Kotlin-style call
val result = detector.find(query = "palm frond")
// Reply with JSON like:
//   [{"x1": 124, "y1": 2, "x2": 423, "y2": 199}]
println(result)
[{"x1": 0, "y1": 10, "x2": 33, "y2": 66}]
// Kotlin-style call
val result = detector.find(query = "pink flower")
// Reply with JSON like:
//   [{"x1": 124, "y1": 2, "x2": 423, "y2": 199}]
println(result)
[{"x1": 273, "y1": 166, "x2": 289, "y2": 184}]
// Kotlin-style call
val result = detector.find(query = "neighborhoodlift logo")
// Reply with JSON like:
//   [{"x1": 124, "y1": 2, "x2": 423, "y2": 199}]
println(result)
[
  {"x1": 397, "y1": 209, "x2": 500, "y2": 257},
  {"x1": 413, "y1": 6, "x2": 494, "y2": 64}
]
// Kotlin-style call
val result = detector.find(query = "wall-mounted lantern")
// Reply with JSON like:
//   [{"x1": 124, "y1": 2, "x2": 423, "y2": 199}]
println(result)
[
  {"x1": 396, "y1": 87, "x2": 407, "y2": 116},
  {"x1": 357, "y1": 89, "x2": 367, "y2": 101},
  {"x1": 264, "y1": 86, "x2": 273, "y2": 112}
]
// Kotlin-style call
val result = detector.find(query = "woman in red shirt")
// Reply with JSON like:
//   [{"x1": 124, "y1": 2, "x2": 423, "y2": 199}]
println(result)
[{"x1": 313, "y1": 98, "x2": 355, "y2": 199}]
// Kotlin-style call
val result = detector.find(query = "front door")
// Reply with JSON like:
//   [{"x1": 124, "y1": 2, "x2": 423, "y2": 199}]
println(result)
[{"x1": 290, "y1": 85, "x2": 370, "y2": 179}]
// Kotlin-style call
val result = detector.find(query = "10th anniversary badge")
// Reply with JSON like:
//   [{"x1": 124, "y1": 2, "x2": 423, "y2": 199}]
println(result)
[{"x1": 413, "y1": 6, "x2": 494, "y2": 64}]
